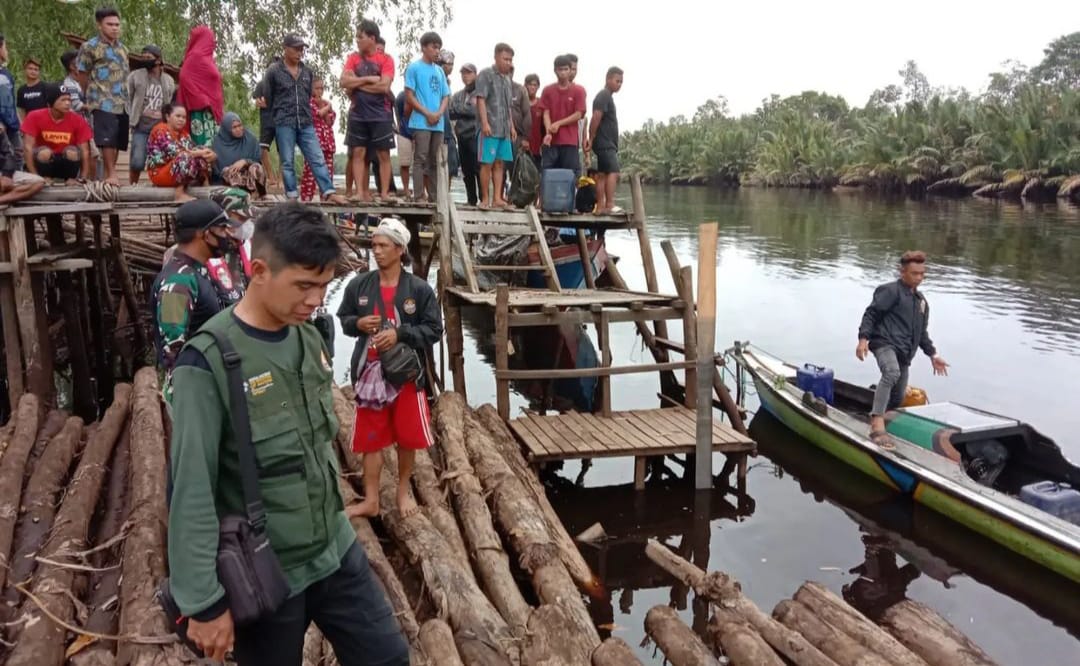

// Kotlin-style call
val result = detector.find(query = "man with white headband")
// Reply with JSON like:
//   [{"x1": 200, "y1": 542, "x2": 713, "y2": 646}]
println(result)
[{"x1": 337, "y1": 216, "x2": 442, "y2": 518}]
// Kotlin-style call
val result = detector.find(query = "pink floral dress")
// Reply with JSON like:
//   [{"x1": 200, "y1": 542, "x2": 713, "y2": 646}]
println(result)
[{"x1": 300, "y1": 98, "x2": 337, "y2": 201}]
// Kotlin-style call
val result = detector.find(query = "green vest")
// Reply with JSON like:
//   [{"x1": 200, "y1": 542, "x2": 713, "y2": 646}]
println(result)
[{"x1": 188, "y1": 309, "x2": 355, "y2": 594}]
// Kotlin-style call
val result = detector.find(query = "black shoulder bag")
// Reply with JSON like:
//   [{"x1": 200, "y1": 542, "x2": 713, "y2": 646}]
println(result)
[
  {"x1": 158, "y1": 331, "x2": 291, "y2": 648},
  {"x1": 377, "y1": 315, "x2": 422, "y2": 388}
]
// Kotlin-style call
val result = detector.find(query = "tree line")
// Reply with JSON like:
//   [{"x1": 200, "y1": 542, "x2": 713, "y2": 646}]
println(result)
[{"x1": 619, "y1": 33, "x2": 1080, "y2": 199}]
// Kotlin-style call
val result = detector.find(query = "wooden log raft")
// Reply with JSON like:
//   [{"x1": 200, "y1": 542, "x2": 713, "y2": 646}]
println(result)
[
  {"x1": 377, "y1": 446, "x2": 516, "y2": 664},
  {"x1": 431, "y1": 394, "x2": 532, "y2": 637},
  {"x1": 4, "y1": 386, "x2": 128, "y2": 666},
  {"x1": 418, "y1": 619, "x2": 465, "y2": 666},
  {"x1": 412, "y1": 447, "x2": 471, "y2": 570},
  {"x1": 338, "y1": 478, "x2": 422, "y2": 648},
  {"x1": 880, "y1": 599, "x2": 998, "y2": 666},
  {"x1": 645, "y1": 539, "x2": 837, "y2": 666},
  {"x1": 706, "y1": 617, "x2": 784, "y2": 666},
  {"x1": 592, "y1": 637, "x2": 644, "y2": 666},
  {"x1": 70, "y1": 426, "x2": 133, "y2": 666},
  {"x1": 474, "y1": 404, "x2": 600, "y2": 594},
  {"x1": 794, "y1": 582, "x2": 927, "y2": 666},
  {"x1": 522, "y1": 603, "x2": 606, "y2": 666},
  {"x1": 23, "y1": 408, "x2": 68, "y2": 483},
  {"x1": 0, "y1": 394, "x2": 41, "y2": 601},
  {"x1": 644, "y1": 604, "x2": 720, "y2": 666},
  {"x1": 460, "y1": 404, "x2": 599, "y2": 653},
  {"x1": 117, "y1": 368, "x2": 189, "y2": 666},
  {"x1": 1, "y1": 415, "x2": 84, "y2": 622},
  {"x1": 773, "y1": 599, "x2": 893, "y2": 666}
]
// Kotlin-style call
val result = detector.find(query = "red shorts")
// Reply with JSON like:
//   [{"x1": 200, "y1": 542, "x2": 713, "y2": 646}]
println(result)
[{"x1": 351, "y1": 382, "x2": 434, "y2": 453}]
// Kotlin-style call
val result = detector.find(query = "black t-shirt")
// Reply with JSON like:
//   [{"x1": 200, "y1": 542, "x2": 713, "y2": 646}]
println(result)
[
  {"x1": 592, "y1": 88, "x2": 619, "y2": 151},
  {"x1": 17, "y1": 82, "x2": 48, "y2": 112}
]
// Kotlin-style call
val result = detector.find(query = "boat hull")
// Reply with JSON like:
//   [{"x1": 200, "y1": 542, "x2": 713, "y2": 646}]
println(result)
[
  {"x1": 526, "y1": 239, "x2": 608, "y2": 290},
  {"x1": 744, "y1": 354, "x2": 1080, "y2": 584}
]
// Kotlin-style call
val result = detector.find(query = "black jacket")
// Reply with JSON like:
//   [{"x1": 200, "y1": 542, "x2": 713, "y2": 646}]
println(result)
[
  {"x1": 260, "y1": 60, "x2": 315, "y2": 129},
  {"x1": 858, "y1": 279, "x2": 937, "y2": 365},
  {"x1": 337, "y1": 270, "x2": 443, "y2": 388}
]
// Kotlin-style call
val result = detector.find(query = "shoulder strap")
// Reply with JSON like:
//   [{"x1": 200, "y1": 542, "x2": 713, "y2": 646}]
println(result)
[{"x1": 202, "y1": 328, "x2": 267, "y2": 531}]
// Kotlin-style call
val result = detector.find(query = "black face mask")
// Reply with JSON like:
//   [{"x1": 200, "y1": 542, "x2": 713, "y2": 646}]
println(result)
[{"x1": 206, "y1": 229, "x2": 237, "y2": 259}]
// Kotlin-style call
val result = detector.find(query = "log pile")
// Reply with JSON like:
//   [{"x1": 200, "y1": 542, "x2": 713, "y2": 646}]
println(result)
[{"x1": 645, "y1": 538, "x2": 999, "y2": 666}]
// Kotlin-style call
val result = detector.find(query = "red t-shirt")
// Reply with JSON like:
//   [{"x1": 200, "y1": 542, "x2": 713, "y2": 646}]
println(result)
[
  {"x1": 20, "y1": 108, "x2": 93, "y2": 153},
  {"x1": 367, "y1": 285, "x2": 398, "y2": 361},
  {"x1": 528, "y1": 102, "x2": 544, "y2": 156},
  {"x1": 344, "y1": 51, "x2": 395, "y2": 122},
  {"x1": 538, "y1": 83, "x2": 586, "y2": 147}
]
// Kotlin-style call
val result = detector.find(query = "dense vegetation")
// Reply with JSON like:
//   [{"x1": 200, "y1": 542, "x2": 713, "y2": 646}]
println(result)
[
  {"x1": 0, "y1": 0, "x2": 451, "y2": 131},
  {"x1": 620, "y1": 33, "x2": 1080, "y2": 199}
]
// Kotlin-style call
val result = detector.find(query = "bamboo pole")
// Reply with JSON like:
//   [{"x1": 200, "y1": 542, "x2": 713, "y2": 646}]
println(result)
[{"x1": 695, "y1": 223, "x2": 718, "y2": 488}]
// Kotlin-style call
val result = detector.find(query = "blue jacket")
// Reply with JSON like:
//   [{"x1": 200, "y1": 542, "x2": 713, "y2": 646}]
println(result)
[{"x1": 0, "y1": 66, "x2": 19, "y2": 132}]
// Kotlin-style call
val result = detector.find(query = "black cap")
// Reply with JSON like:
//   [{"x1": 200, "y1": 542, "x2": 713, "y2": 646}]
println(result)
[
  {"x1": 283, "y1": 33, "x2": 308, "y2": 49},
  {"x1": 42, "y1": 83, "x2": 66, "y2": 107},
  {"x1": 142, "y1": 44, "x2": 163, "y2": 59},
  {"x1": 174, "y1": 200, "x2": 233, "y2": 232}
]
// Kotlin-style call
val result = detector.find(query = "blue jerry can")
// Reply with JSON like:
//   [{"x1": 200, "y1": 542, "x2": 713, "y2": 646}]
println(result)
[
  {"x1": 541, "y1": 169, "x2": 576, "y2": 213},
  {"x1": 796, "y1": 364, "x2": 835, "y2": 405}
]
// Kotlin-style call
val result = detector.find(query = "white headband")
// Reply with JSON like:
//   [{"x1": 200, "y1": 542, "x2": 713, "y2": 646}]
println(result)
[{"x1": 374, "y1": 217, "x2": 411, "y2": 248}]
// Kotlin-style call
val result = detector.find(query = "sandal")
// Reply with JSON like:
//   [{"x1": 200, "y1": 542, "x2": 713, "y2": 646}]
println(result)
[{"x1": 870, "y1": 430, "x2": 896, "y2": 451}]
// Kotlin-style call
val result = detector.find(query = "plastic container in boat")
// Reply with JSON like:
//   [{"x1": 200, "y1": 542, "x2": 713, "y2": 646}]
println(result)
[
  {"x1": 796, "y1": 364, "x2": 834, "y2": 405},
  {"x1": 1020, "y1": 481, "x2": 1080, "y2": 525},
  {"x1": 541, "y1": 169, "x2": 576, "y2": 213}
]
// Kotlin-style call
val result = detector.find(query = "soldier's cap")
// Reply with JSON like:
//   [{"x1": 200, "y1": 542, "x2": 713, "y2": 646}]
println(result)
[{"x1": 175, "y1": 199, "x2": 240, "y2": 231}]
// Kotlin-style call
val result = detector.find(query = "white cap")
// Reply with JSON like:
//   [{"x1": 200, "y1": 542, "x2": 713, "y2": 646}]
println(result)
[{"x1": 374, "y1": 216, "x2": 411, "y2": 248}]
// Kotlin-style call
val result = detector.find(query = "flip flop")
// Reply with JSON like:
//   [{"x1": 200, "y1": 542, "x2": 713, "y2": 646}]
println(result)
[{"x1": 869, "y1": 430, "x2": 896, "y2": 451}]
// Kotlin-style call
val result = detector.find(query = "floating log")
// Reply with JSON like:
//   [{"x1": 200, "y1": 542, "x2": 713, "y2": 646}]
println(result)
[
  {"x1": 412, "y1": 447, "x2": 471, "y2": 570},
  {"x1": 523, "y1": 603, "x2": 606, "y2": 666},
  {"x1": 0, "y1": 393, "x2": 41, "y2": 597},
  {"x1": 303, "y1": 623, "x2": 324, "y2": 666},
  {"x1": 474, "y1": 403, "x2": 601, "y2": 593},
  {"x1": 461, "y1": 405, "x2": 599, "y2": 653},
  {"x1": 644, "y1": 604, "x2": 720, "y2": 666},
  {"x1": 592, "y1": 636, "x2": 644, "y2": 666},
  {"x1": 377, "y1": 446, "x2": 516, "y2": 663},
  {"x1": 338, "y1": 477, "x2": 422, "y2": 648},
  {"x1": 644, "y1": 539, "x2": 837, "y2": 666},
  {"x1": 773, "y1": 599, "x2": 892, "y2": 666},
  {"x1": 879, "y1": 599, "x2": 998, "y2": 666},
  {"x1": 432, "y1": 394, "x2": 532, "y2": 636},
  {"x1": 4, "y1": 386, "x2": 127, "y2": 666},
  {"x1": 418, "y1": 619, "x2": 464, "y2": 666},
  {"x1": 794, "y1": 582, "x2": 927, "y2": 666},
  {"x1": 116, "y1": 368, "x2": 188, "y2": 666},
  {"x1": 706, "y1": 617, "x2": 784, "y2": 666},
  {"x1": 69, "y1": 425, "x2": 132, "y2": 666},
  {"x1": 1, "y1": 415, "x2": 84, "y2": 622}
]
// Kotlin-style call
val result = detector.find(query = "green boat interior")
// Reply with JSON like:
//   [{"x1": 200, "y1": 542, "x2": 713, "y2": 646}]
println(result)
[{"x1": 788, "y1": 374, "x2": 1080, "y2": 507}]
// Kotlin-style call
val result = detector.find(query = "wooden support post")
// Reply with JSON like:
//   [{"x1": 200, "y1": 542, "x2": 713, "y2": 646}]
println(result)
[
  {"x1": 695, "y1": 222, "x2": 718, "y2": 489},
  {"x1": 406, "y1": 217, "x2": 427, "y2": 279},
  {"x1": 634, "y1": 457, "x2": 646, "y2": 491},
  {"x1": 678, "y1": 266, "x2": 697, "y2": 409},
  {"x1": 436, "y1": 142, "x2": 453, "y2": 295},
  {"x1": 445, "y1": 293, "x2": 467, "y2": 399},
  {"x1": 576, "y1": 229, "x2": 596, "y2": 289},
  {"x1": 631, "y1": 175, "x2": 668, "y2": 340},
  {"x1": 495, "y1": 285, "x2": 511, "y2": 420},
  {"x1": 0, "y1": 214, "x2": 25, "y2": 406},
  {"x1": 8, "y1": 216, "x2": 50, "y2": 398},
  {"x1": 112, "y1": 240, "x2": 149, "y2": 354},
  {"x1": 46, "y1": 215, "x2": 95, "y2": 420},
  {"x1": 109, "y1": 213, "x2": 121, "y2": 241},
  {"x1": 597, "y1": 310, "x2": 612, "y2": 417},
  {"x1": 88, "y1": 216, "x2": 112, "y2": 410}
]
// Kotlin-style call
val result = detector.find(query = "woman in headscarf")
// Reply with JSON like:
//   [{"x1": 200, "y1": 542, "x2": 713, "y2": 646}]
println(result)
[
  {"x1": 146, "y1": 103, "x2": 216, "y2": 201},
  {"x1": 176, "y1": 25, "x2": 224, "y2": 148},
  {"x1": 300, "y1": 77, "x2": 337, "y2": 202},
  {"x1": 211, "y1": 112, "x2": 267, "y2": 196}
]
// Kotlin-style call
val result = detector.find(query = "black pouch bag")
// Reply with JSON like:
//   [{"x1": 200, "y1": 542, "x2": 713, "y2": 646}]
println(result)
[
  {"x1": 377, "y1": 316, "x2": 422, "y2": 388},
  {"x1": 158, "y1": 330, "x2": 291, "y2": 648}
]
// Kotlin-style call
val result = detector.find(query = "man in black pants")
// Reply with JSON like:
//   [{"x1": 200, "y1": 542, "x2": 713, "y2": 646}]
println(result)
[
  {"x1": 167, "y1": 203, "x2": 408, "y2": 665},
  {"x1": 450, "y1": 63, "x2": 480, "y2": 205}
]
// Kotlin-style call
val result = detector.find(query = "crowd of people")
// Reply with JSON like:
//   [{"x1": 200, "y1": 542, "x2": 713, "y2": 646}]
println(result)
[{"x1": 1, "y1": 9, "x2": 625, "y2": 213}]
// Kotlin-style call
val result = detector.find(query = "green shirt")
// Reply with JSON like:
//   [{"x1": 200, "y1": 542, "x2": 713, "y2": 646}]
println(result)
[{"x1": 166, "y1": 308, "x2": 354, "y2": 617}]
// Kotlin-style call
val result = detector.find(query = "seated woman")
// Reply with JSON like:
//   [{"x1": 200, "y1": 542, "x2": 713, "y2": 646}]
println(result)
[
  {"x1": 211, "y1": 112, "x2": 266, "y2": 197},
  {"x1": 146, "y1": 103, "x2": 216, "y2": 202}
]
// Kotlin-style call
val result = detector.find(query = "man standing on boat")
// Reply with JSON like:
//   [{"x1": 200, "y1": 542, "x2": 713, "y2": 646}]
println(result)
[{"x1": 857, "y1": 250, "x2": 949, "y2": 448}]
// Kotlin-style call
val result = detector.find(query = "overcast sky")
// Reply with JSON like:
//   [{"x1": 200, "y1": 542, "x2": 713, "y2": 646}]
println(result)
[{"x1": 371, "y1": 0, "x2": 1072, "y2": 132}]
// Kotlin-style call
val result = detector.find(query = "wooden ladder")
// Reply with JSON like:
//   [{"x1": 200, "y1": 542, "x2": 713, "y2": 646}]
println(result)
[{"x1": 448, "y1": 202, "x2": 562, "y2": 294}]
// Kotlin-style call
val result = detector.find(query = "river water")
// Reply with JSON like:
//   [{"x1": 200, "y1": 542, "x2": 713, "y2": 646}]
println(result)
[{"x1": 331, "y1": 185, "x2": 1080, "y2": 664}]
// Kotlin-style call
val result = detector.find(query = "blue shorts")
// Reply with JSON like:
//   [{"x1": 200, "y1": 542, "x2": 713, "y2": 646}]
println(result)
[{"x1": 479, "y1": 136, "x2": 513, "y2": 164}]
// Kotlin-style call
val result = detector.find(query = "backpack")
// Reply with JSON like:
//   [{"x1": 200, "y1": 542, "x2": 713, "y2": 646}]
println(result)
[{"x1": 508, "y1": 151, "x2": 540, "y2": 208}]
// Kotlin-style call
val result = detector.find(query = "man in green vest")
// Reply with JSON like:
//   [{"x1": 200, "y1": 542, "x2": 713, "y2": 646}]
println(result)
[{"x1": 166, "y1": 202, "x2": 408, "y2": 665}]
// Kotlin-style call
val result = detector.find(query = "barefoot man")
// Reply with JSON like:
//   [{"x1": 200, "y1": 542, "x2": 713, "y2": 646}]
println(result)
[
  {"x1": 338, "y1": 218, "x2": 442, "y2": 518},
  {"x1": 857, "y1": 250, "x2": 949, "y2": 448}
]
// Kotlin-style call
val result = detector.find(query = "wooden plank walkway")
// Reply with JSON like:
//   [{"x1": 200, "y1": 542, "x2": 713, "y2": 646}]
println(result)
[{"x1": 511, "y1": 406, "x2": 754, "y2": 463}]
